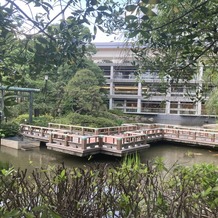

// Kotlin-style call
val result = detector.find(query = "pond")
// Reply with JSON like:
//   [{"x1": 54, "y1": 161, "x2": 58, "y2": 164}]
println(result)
[{"x1": 1, "y1": 141, "x2": 218, "y2": 171}]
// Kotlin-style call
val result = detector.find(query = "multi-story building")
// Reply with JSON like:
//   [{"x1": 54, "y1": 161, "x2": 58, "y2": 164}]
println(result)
[{"x1": 92, "y1": 42, "x2": 212, "y2": 124}]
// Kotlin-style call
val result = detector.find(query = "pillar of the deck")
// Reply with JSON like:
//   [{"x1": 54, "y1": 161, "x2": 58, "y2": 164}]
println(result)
[
  {"x1": 117, "y1": 138, "x2": 122, "y2": 150},
  {"x1": 49, "y1": 133, "x2": 53, "y2": 143},
  {"x1": 64, "y1": 135, "x2": 69, "y2": 146},
  {"x1": 98, "y1": 135, "x2": 104, "y2": 148},
  {"x1": 81, "y1": 137, "x2": 87, "y2": 149}
]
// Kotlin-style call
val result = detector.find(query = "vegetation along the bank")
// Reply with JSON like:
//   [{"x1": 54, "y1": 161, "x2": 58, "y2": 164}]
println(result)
[{"x1": 0, "y1": 157, "x2": 218, "y2": 217}]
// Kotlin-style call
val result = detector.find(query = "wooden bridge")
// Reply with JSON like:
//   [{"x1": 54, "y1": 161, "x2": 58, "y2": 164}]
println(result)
[{"x1": 20, "y1": 123, "x2": 218, "y2": 157}]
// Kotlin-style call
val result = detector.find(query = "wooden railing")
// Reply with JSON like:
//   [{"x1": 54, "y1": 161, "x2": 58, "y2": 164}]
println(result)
[
  {"x1": 20, "y1": 123, "x2": 218, "y2": 157},
  {"x1": 163, "y1": 128, "x2": 218, "y2": 147},
  {"x1": 48, "y1": 123, "x2": 139, "y2": 135}
]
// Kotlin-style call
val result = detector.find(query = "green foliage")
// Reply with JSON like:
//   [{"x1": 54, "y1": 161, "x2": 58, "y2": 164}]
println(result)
[
  {"x1": 13, "y1": 114, "x2": 29, "y2": 124},
  {"x1": 0, "y1": 122, "x2": 19, "y2": 137},
  {"x1": 56, "y1": 112, "x2": 118, "y2": 128},
  {"x1": 123, "y1": 0, "x2": 217, "y2": 85},
  {"x1": 63, "y1": 69, "x2": 107, "y2": 115},
  {"x1": 108, "y1": 109, "x2": 126, "y2": 116},
  {"x1": 0, "y1": 161, "x2": 10, "y2": 172},
  {"x1": 0, "y1": 160, "x2": 218, "y2": 217},
  {"x1": 14, "y1": 114, "x2": 54, "y2": 126},
  {"x1": 0, "y1": 0, "x2": 123, "y2": 86},
  {"x1": 205, "y1": 89, "x2": 218, "y2": 115}
]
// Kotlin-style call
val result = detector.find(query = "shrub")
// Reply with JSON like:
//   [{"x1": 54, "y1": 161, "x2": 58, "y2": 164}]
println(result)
[
  {"x1": 0, "y1": 122, "x2": 19, "y2": 137},
  {"x1": 56, "y1": 112, "x2": 118, "y2": 127},
  {"x1": 14, "y1": 114, "x2": 54, "y2": 127},
  {"x1": 0, "y1": 160, "x2": 218, "y2": 217},
  {"x1": 0, "y1": 161, "x2": 10, "y2": 172}
]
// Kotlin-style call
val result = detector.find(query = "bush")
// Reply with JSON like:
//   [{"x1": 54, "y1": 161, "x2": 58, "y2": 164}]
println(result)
[
  {"x1": 0, "y1": 159, "x2": 218, "y2": 217},
  {"x1": 0, "y1": 161, "x2": 10, "y2": 172},
  {"x1": 56, "y1": 112, "x2": 118, "y2": 127},
  {"x1": 13, "y1": 114, "x2": 29, "y2": 124},
  {"x1": 14, "y1": 114, "x2": 54, "y2": 127},
  {"x1": 0, "y1": 122, "x2": 19, "y2": 137}
]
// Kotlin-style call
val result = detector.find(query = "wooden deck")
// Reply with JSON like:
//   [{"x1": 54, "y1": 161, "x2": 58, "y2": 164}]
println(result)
[{"x1": 20, "y1": 123, "x2": 218, "y2": 157}]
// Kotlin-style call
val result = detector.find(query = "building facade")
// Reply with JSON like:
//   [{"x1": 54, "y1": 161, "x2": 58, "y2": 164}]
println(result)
[{"x1": 92, "y1": 42, "x2": 208, "y2": 117}]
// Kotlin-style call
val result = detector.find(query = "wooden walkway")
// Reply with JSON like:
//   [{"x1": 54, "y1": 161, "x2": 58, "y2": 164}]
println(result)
[{"x1": 20, "y1": 123, "x2": 218, "y2": 157}]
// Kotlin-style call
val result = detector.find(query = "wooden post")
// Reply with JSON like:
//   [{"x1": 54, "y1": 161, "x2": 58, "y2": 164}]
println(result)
[
  {"x1": 176, "y1": 130, "x2": 179, "y2": 138},
  {"x1": 161, "y1": 129, "x2": 164, "y2": 138},
  {"x1": 95, "y1": 128, "x2": 99, "y2": 135},
  {"x1": 117, "y1": 138, "x2": 122, "y2": 150},
  {"x1": 81, "y1": 137, "x2": 87, "y2": 150},
  {"x1": 64, "y1": 135, "x2": 69, "y2": 146},
  {"x1": 30, "y1": 127, "x2": 33, "y2": 135},
  {"x1": 211, "y1": 134, "x2": 215, "y2": 142},
  {"x1": 98, "y1": 135, "x2": 104, "y2": 148},
  {"x1": 49, "y1": 133, "x2": 53, "y2": 143},
  {"x1": 41, "y1": 128, "x2": 44, "y2": 137},
  {"x1": 193, "y1": 132, "x2": 196, "y2": 140},
  {"x1": 132, "y1": 137, "x2": 136, "y2": 147},
  {"x1": 143, "y1": 135, "x2": 148, "y2": 145},
  {"x1": 118, "y1": 127, "x2": 121, "y2": 134}
]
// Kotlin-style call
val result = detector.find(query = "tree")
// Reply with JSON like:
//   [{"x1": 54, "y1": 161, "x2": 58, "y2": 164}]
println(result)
[
  {"x1": 123, "y1": 0, "x2": 217, "y2": 84},
  {"x1": 1, "y1": 0, "x2": 123, "y2": 118},
  {"x1": 0, "y1": 0, "x2": 123, "y2": 86},
  {"x1": 63, "y1": 69, "x2": 106, "y2": 115}
]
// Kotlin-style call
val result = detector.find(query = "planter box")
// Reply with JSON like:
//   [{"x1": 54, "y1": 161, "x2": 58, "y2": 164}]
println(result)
[
  {"x1": 1, "y1": 139, "x2": 21, "y2": 149},
  {"x1": 0, "y1": 138, "x2": 40, "y2": 150}
]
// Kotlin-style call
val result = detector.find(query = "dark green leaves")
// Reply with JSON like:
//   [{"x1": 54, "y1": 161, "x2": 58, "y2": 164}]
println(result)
[{"x1": 125, "y1": 5, "x2": 137, "y2": 12}]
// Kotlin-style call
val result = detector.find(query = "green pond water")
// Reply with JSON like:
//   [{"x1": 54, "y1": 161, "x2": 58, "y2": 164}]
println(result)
[{"x1": 0, "y1": 142, "x2": 218, "y2": 171}]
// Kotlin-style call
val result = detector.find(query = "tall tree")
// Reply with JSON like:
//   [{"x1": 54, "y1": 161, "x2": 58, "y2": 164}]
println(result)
[
  {"x1": 63, "y1": 69, "x2": 106, "y2": 115},
  {"x1": 123, "y1": 0, "x2": 217, "y2": 84},
  {"x1": 0, "y1": 0, "x2": 123, "y2": 86}
]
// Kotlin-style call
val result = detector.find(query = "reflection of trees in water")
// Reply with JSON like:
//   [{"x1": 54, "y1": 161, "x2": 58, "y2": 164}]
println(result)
[
  {"x1": 139, "y1": 143, "x2": 218, "y2": 168},
  {"x1": 1, "y1": 142, "x2": 218, "y2": 171}
]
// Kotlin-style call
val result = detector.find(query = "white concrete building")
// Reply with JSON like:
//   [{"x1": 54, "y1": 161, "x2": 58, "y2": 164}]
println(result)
[{"x1": 92, "y1": 42, "x2": 208, "y2": 117}]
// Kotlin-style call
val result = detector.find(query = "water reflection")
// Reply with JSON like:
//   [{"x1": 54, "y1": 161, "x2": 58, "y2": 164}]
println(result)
[
  {"x1": 0, "y1": 142, "x2": 218, "y2": 171},
  {"x1": 140, "y1": 143, "x2": 218, "y2": 168}
]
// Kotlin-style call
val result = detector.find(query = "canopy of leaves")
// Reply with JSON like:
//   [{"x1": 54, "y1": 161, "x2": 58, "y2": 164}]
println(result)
[
  {"x1": 0, "y1": 0, "x2": 123, "y2": 86},
  {"x1": 0, "y1": 0, "x2": 122, "y2": 118},
  {"x1": 63, "y1": 68, "x2": 106, "y2": 115},
  {"x1": 123, "y1": 0, "x2": 217, "y2": 84}
]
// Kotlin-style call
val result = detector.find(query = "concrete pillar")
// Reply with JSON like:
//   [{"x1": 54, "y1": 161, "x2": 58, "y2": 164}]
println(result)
[
  {"x1": 196, "y1": 62, "x2": 204, "y2": 115},
  {"x1": 109, "y1": 65, "x2": 114, "y2": 110},
  {"x1": 166, "y1": 86, "x2": 171, "y2": 114},
  {"x1": 137, "y1": 99, "x2": 141, "y2": 113},
  {"x1": 124, "y1": 100, "x2": 127, "y2": 113},
  {"x1": 196, "y1": 101, "x2": 201, "y2": 115},
  {"x1": 109, "y1": 99, "x2": 113, "y2": 110},
  {"x1": 166, "y1": 101, "x2": 170, "y2": 114},
  {"x1": 110, "y1": 65, "x2": 114, "y2": 79},
  {"x1": 137, "y1": 82, "x2": 142, "y2": 113},
  {"x1": 178, "y1": 102, "x2": 180, "y2": 114}
]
